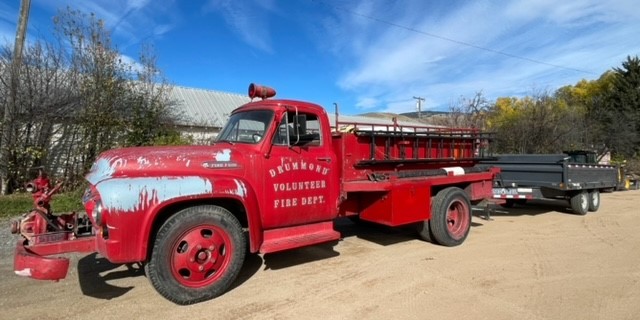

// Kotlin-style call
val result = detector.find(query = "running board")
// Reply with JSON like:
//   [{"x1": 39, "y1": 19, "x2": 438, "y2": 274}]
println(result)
[{"x1": 260, "y1": 221, "x2": 340, "y2": 254}]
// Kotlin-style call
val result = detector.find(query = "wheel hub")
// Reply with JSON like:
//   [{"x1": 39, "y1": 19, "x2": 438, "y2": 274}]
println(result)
[
  {"x1": 170, "y1": 226, "x2": 231, "y2": 287},
  {"x1": 446, "y1": 200, "x2": 469, "y2": 240}
]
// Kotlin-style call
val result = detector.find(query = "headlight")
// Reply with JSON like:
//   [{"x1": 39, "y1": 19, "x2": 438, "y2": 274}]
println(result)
[
  {"x1": 84, "y1": 187, "x2": 105, "y2": 227},
  {"x1": 91, "y1": 200, "x2": 104, "y2": 226}
]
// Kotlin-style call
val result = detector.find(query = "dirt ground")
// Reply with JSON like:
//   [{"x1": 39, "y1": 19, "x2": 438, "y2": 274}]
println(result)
[{"x1": 1, "y1": 190, "x2": 639, "y2": 320}]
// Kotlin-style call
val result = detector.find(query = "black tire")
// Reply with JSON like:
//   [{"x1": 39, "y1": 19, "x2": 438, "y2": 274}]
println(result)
[
  {"x1": 145, "y1": 205, "x2": 246, "y2": 305},
  {"x1": 425, "y1": 187, "x2": 471, "y2": 247},
  {"x1": 570, "y1": 192, "x2": 589, "y2": 215},
  {"x1": 416, "y1": 198, "x2": 435, "y2": 243},
  {"x1": 588, "y1": 190, "x2": 600, "y2": 212}
]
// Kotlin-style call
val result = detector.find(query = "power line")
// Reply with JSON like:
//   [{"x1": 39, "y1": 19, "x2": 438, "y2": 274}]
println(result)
[{"x1": 312, "y1": 0, "x2": 595, "y2": 75}]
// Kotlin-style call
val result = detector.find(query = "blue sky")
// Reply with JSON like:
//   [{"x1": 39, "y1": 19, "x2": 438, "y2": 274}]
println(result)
[{"x1": 1, "y1": 0, "x2": 639, "y2": 115}]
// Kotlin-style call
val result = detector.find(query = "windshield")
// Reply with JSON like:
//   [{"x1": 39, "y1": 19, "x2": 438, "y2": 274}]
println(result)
[{"x1": 216, "y1": 110, "x2": 274, "y2": 144}]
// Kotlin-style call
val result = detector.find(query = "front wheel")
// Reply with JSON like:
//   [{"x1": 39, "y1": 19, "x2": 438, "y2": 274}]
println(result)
[
  {"x1": 570, "y1": 191, "x2": 589, "y2": 215},
  {"x1": 145, "y1": 205, "x2": 246, "y2": 305},
  {"x1": 420, "y1": 187, "x2": 471, "y2": 247}
]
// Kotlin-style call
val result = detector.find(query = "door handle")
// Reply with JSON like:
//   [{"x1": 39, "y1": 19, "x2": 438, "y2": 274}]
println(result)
[{"x1": 316, "y1": 157, "x2": 331, "y2": 163}]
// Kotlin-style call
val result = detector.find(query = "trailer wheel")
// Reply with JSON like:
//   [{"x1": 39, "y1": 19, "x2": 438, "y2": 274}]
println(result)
[
  {"x1": 570, "y1": 191, "x2": 589, "y2": 215},
  {"x1": 145, "y1": 205, "x2": 245, "y2": 305},
  {"x1": 588, "y1": 190, "x2": 600, "y2": 212},
  {"x1": 427, "y1": 187, "x2": 471, "y2": 247}
]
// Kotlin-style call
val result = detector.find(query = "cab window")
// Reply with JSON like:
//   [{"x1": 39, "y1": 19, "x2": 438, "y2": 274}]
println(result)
[{"x1": 272, "y1": 112, "x2": 321, "y2": 147}]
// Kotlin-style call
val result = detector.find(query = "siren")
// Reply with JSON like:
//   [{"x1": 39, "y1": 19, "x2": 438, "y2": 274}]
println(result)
[{"x1": 248, "y1": 83, "x2": 276, "y2": 100}]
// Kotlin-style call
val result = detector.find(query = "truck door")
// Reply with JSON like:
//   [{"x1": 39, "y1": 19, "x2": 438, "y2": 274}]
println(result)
[{"x1": 261, "y1": 111, "x2": 337, "y2": 229}]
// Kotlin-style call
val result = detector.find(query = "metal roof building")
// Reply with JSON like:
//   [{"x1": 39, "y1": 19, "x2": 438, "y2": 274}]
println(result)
[
  {"x1": 169, "y1": 85, "x2": 251, "y2": 129},
  {"x1": 168, "y1": 85, "x2": 430, "y2": 143}
]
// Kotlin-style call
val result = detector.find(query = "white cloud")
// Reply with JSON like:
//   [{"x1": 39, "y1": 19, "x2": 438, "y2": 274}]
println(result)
[
  {"x1": 126, "y1": 0, "x2": 152, "y2": 11},
  {"x1": 31, "y1": 0, "x2": 178, "y2": 48},
  {"x1": 504, "y1": 0, "x2": 640, "y2": 26},
  {"x1": 319, "y1": 0, "x2": 640, "y2": 112},
  {"x1": 119, "y1": 54, "x2": 145, "y2": 74},
  {"x1": 205, "y1": 0, "x2": 275, "y2": 53},
  {"x1": 355, "y1": 97, "x2": 379, "y2": 110}
]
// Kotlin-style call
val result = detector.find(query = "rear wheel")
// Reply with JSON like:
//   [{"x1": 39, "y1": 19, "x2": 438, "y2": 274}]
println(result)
[
  {"x1": 416, "y1": 199, "x2": 435, "y2": 243},
  {"x1": 570, "y1": 191, "x2": 589, "y2": 215},
  {"x1": 420, "y1": 187, "x2": 471, "y2": 247},
  {"x1": 145, "y1": 205, "x2": 245, "y2": 305},
  {"x1": 588, "y1": 190, "x2": 600, "y2": 212}
]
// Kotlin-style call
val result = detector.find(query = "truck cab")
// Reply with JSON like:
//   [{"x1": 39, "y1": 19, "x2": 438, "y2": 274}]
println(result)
[{"x1": 213, "y1": 95, "x2": 342, "y2": 251}]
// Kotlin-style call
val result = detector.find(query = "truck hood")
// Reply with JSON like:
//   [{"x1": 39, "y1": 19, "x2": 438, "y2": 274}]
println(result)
[{"x1": 86, "y1": 145, "x2": 246, "y2": 185}]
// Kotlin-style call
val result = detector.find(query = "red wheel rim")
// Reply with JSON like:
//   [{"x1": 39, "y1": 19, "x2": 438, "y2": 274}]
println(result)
[
  {"x1": 446, "y1": 199, "x2": 470, "y2": 240},
  {"x1": 170, "y1": 224, "x2": 234, "y2": 288}
]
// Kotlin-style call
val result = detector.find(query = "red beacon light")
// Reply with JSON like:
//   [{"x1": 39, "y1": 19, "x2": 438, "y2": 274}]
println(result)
[{"x1": 248, "y1": 83, "x2": 276, "y2": 100}]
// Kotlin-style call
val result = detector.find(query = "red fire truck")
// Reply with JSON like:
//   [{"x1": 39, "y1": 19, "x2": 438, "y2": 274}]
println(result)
[{"x1": 12, "y1": 84, "x2": 498, "y2": 305}]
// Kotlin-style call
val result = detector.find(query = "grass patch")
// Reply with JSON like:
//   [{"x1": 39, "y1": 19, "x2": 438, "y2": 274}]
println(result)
[{"x1": 0, "y1": 190, "x2": 84, "y2": 219}]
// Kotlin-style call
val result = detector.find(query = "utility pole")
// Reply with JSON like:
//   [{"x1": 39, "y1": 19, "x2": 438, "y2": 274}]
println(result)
[
  {"x1": 1, "y1": 0, "x2": 31, "y2": 194},
  {"x1": 413, "y1": 96, "x2": 425, "y2": 119}
]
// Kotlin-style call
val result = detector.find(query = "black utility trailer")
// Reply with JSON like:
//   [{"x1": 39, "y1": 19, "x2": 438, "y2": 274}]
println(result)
[{"x1": 482, "y1": 154, "x2": 618, "y2": 215}]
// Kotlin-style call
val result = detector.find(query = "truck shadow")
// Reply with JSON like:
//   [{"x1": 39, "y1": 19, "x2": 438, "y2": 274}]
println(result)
[
  {"x1": 76, "y1": 250, "x2": 264, "y2": 299},
  {"x1": 336, "y1": 217, "x2": 418, "y2": 246},
  {"x1": 261, "y1": 217, "x2": 419, "y2": 271},
  {"x1": 479, "y1": 199, "x2": 584, "y2": 217},
  {"x1": 260, "y1": 218, "x2": 429, "y2": 271},
  {"x1": 77, "y1": 253, "x2": 145, "y2": 300},
  {"x1": 229, "y1": 253, "x2": 263, "y2": 291},
  {"x1": 262, "y1": 242, "x2": 340, "y2": 271}
]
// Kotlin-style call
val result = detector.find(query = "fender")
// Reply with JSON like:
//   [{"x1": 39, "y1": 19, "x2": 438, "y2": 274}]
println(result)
[{"x1": 95, "y1": 175, "x2": 263, "y2": 262}]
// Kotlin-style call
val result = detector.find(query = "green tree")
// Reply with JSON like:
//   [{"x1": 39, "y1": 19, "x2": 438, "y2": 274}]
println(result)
[
  {"x1": 52, "y1": 7, "x2": 183, "y2": 174},
  {"x1": 54, "y1": 8, "x2": 131, "y2": 170},
  {"x1": 603, "y1": 55, "x2": 640, "y2": 157},
  {"x1": 0, "y1": 39, "x2": 81, "y2": 192},
  {"x1": 0, "y1": 7, "x2": 183, "y2": 193},
  {"x1": 487, "y1": 91, "x2": 582, "y2": 154},
  {"x1": 555, "y1": 72, "x2": 616, "y2": 156},
  {"x1": 123, "y1": 45, "x2": 187, "y2": 147},
  {"x1": 430, "y1": 91, "x2": 490, "y2": 130}
]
